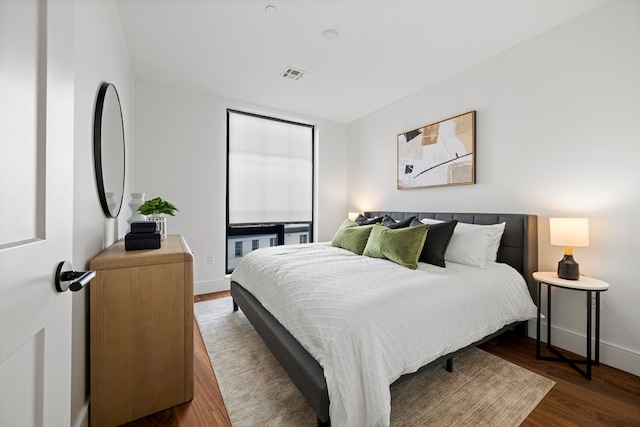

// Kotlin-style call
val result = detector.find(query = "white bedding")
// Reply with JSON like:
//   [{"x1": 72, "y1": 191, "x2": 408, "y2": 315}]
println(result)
[{"x1": 231, "y1": 242, "x2": 537, "y2": 427}]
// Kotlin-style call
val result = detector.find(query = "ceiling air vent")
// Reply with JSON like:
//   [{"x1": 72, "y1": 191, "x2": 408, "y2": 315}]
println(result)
[{"x1": 281, "y1": 67, "x2": 306, "y2": 81}]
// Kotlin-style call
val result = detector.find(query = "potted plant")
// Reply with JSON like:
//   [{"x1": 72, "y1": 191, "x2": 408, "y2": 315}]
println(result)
[
  {"x1": 137, "y1": 197, "x2": 179, "y2": 216},
  {"x1": 137, "y1": 197, "x2": 179, "y2": 237}
]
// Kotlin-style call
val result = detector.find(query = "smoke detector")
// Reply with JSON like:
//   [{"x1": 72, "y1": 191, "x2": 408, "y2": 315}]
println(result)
[{"x1": 281, "y1": 67, "x2": 306, "y2": 81}]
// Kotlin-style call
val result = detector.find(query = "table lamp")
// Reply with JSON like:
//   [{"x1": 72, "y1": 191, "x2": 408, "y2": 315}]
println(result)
[
  {"x1": 549, "y1": 218, "x2": 589, "y2": 280},
  {"x1": 348, "y1": 212, "x2": 360, "y2": 221}
]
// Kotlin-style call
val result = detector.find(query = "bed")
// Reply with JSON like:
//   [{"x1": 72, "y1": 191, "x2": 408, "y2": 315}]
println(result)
[{"x1": 230, "y1": 211, "x2": 538, "y2": 427}]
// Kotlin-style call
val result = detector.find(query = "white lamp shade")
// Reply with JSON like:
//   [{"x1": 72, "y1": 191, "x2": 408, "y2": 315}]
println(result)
[
  {"x1": 348, "y1": 212, "x2": 360, "y2": 221},
  {"x1": 549, "y1": 218, "x2": 589, "y2": 247}
]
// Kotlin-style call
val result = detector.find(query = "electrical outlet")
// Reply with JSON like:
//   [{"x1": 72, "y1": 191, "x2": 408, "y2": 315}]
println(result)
[
  {"x1": 207, "y1": 255, "x2": 214, "y2": 264},
  {"x1": 591, "y1": 293, "x2": 598, "y2": 310}
]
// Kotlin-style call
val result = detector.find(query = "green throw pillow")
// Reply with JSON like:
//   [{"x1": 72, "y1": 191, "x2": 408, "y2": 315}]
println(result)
[
  {"x1": 331, "y1": 219, "x2": 374, "y2": 255},
  {"x1": 363, "y1": 223, "x2": 429, "y2": 269}
]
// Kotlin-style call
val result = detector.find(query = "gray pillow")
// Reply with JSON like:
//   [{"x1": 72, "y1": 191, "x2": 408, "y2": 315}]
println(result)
[
  {"x1": 382, "y1": 215, "x2": 416, "y2": 229},
  {"x1": 355, "y1": 214, "x2": 383, "y2": 225},
  {"x1": 410, "y1": 219, "x2": 458, "y2": 267}
]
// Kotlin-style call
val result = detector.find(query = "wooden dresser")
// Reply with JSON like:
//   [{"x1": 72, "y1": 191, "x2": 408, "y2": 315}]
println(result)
[{"x1": 89, "y1": 234, "x2": 194, "y2": 426}]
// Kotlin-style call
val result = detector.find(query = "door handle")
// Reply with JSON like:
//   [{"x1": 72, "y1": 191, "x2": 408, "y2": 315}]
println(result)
[{"x1": 55, "y1": 261, "x2": 96, "y2": 292}]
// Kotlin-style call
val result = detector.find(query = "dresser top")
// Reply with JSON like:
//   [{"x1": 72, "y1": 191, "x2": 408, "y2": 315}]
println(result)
[{"x1": 90, "y1": 234, "x2": 193, "y2": 270}]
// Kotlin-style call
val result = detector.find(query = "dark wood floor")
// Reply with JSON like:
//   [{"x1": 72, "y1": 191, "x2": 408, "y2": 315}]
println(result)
[{"x1": 124, "y1": 291, "x2": 640, "y2": 427}]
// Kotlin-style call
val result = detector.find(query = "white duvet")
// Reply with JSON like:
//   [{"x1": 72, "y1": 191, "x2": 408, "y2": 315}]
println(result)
[{"x1": 231, "y1": 243, "x2": 537, "y2": 427}]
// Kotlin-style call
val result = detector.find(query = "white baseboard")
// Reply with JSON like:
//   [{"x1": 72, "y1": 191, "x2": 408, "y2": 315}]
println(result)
[
  {"x1": 73, "y1": 403, "x2": 89, "y2": 427},
  {"x1": 530, "y1": 319, "x2": 640, "y2": 377},
  {"x1": 195, "y1": 277, "x2": 230, "y2": 295}
]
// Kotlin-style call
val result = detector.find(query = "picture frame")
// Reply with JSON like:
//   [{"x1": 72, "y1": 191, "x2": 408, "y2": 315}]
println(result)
[{"x1": 397, "y1": 110, "x2": 475, "y2": 189}]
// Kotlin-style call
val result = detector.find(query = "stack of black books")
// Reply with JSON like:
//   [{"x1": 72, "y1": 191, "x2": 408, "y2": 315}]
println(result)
[{"x1": 125, "y1": 221, "x2": 161, "y2": 251}]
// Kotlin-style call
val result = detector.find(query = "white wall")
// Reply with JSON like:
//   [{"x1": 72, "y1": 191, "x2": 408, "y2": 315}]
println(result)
[
  {"x1": 72, "y1": 1, "x2": 135, "y2": 426},
  {"x1": 134, "y1": 79, "x2": 348, "y2": 294},
  {"x1": 347, "y1": 1, "x2": 639, "y2": 375}
]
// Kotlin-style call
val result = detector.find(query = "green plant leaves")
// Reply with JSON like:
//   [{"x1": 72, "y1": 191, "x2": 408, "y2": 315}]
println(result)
[{"x1": 137, "y1": 197, "x2": 179, "y2": 216}]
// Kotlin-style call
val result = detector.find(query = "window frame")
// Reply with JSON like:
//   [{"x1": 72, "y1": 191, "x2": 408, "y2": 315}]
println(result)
[{"x1": 225, "y1": 109, "x2": 314, "y2": 274}]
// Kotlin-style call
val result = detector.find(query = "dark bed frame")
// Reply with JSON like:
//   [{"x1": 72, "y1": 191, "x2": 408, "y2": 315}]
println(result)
[{"x1": 231, "y1": 212, "x2": 538, "y2": 426}]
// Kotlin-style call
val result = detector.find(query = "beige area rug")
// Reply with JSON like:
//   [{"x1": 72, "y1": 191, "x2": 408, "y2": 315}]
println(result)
[{"x1": 194, "y1": 297, "x2": 555, "y2": 426}]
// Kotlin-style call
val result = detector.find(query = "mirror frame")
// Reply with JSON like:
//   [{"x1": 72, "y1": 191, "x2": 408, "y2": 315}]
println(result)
[{"x1": 93, "y1": 82, "x2": 125, "y2": 218}]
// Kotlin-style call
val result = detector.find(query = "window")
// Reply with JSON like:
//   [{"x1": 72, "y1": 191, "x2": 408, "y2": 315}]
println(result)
[
  {"x1": 226, "y1": 110, "x2": 314, "y2": 273},
  {"x1": 227, "y1": 227, "x2": 281, "y2": 272}
]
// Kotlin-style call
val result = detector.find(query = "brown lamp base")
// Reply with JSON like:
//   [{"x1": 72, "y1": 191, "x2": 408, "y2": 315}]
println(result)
[{"x1": 558, "y1": 255, "x2": 580, "y2": 280}]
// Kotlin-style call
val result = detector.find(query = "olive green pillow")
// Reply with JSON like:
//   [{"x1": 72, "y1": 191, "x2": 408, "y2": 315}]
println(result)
[
  {"x1": 331, "y1": 219, "x2": 374, "y2": 255},
  {"x1": 362, "y1": 223, "x2": 429, "y2": 269}
]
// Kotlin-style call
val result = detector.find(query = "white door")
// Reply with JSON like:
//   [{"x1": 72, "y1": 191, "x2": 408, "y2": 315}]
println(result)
[{"x1": 1, "y1": 0, "x2": 75, "y2": 425}]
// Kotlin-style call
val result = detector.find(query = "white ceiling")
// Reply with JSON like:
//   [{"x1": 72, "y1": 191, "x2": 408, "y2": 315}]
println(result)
[{"x1": 115, "y1": 0, "x2": 607, "y2": 124}]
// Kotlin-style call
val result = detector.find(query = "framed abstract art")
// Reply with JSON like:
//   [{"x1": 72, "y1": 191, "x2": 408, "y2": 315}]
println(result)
[{"x1": 397, "y1": 111, "x2": 475, "y2": 189}]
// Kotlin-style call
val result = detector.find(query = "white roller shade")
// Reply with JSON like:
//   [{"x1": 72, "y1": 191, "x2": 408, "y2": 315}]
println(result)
[{"x1": 228, "y1": 111, "x2": 313, "y2": 224}]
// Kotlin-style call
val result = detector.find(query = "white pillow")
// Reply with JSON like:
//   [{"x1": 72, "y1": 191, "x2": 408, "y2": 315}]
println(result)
[
  {"x1": 442, "y1": 221, "x2": 507, "y2": 267},
  {"x1": 483, "y1": 222, "x2": 506, "y2": 262},
  {"x1": 444, "y1": 224, "x2": 492, "y2": 268},
  {"x1": 420, "y1": 218, "x2": 443, "y2": 225}
]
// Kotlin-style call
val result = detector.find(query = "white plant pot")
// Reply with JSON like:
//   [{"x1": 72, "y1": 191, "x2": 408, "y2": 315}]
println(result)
[{"x1": 147, "y1": 215, "x2": 167, "y2": 238}]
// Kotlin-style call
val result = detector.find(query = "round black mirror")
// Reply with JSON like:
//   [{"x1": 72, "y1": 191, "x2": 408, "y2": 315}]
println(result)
[{"x1": 94, "y1": 82, "x2": 125, "y2": 218}]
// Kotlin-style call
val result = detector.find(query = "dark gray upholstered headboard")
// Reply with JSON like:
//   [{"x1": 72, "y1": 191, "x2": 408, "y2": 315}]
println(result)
[{"x1": 365, "y1": 211, "x2": 538, "y2": 301}]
